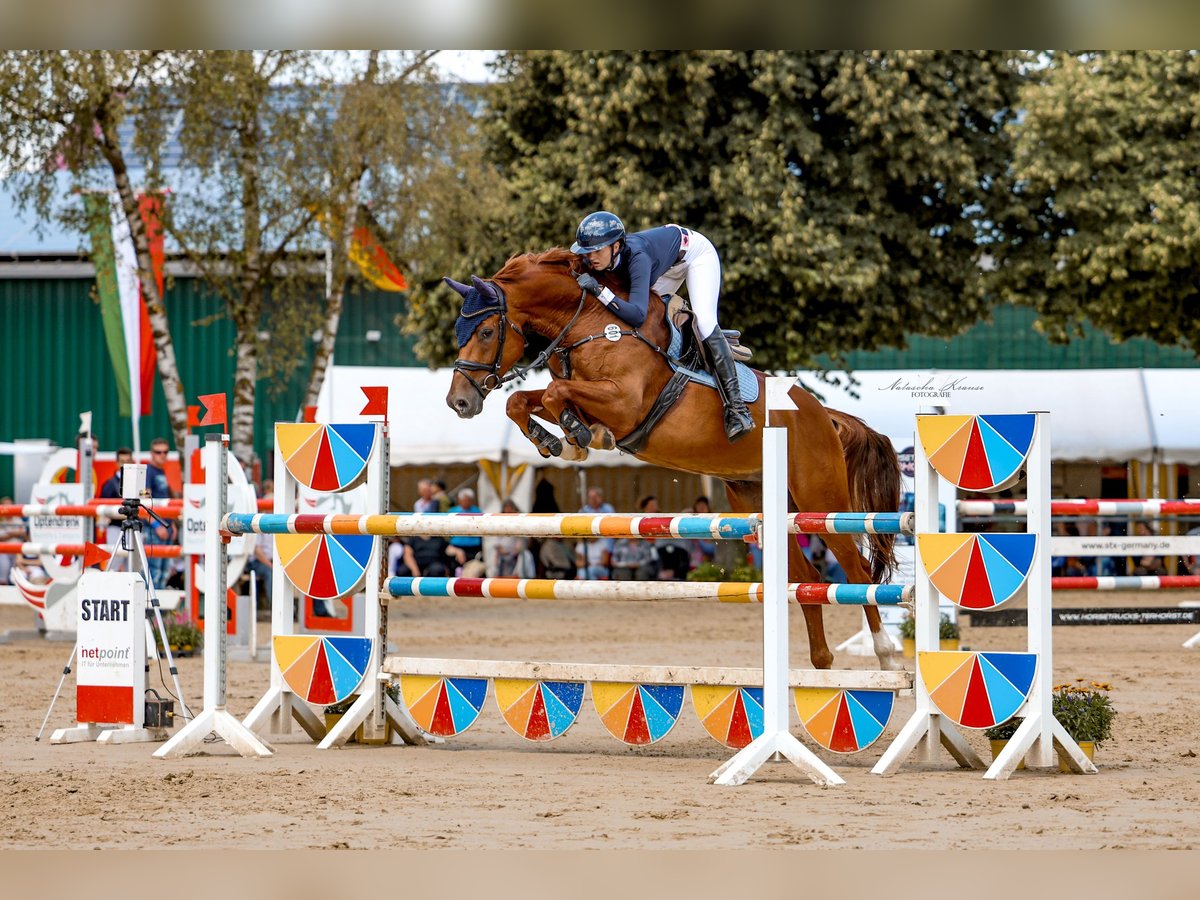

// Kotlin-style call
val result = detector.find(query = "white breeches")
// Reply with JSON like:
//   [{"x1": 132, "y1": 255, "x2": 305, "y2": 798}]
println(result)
[{"x1": 652, "y1": 228, "x2": 722, "y2": 339}]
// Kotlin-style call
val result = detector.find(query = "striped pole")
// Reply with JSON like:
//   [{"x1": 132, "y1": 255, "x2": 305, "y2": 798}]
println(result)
[
  {"x1": 0, "y1": 503, "x2": 182, "y2": 519},
  {"x1": 223, "y1": 510, "x2": 915, "y2": 539},
  {"x1": 959, "y1": 499, "x2": 1200, "y2": 516},
  {"x1": 0, "y1": 542, "x2": 181, "y2": 558},
  {"x1": 1052, "y1": 575, "x2": 1200, "y2": 591},
  {"x1": 385, "y1": 576, "x2": 914, "y2": 606}
]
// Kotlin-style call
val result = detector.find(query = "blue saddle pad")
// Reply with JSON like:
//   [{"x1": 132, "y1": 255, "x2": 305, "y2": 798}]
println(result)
[{"x1": 665, "y1": 318, "x2": 760, "y2": 403}]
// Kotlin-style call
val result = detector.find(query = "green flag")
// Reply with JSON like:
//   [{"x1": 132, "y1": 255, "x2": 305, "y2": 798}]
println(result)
[{"x1": 84, "y1": 193, "x2": 132, "y2": 417}]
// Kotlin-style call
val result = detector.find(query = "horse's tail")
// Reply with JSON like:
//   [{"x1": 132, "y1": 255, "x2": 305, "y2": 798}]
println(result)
[{"x1": 827, "y1": 409, "x2": 902, "y2": 583}]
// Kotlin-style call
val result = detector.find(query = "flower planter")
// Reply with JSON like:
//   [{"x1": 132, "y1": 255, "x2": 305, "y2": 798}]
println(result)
[
  {"x1": 323, "y1": 712, "x2": 393, "y2": 745},
  {"x1": 989, "y1": 739, "x2": 1095, "y2": 771},
  {"x1": 901, "y1": 638, "x2": 959, "y2": 658}
]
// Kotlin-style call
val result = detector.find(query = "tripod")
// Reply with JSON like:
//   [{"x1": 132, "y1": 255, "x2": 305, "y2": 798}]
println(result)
[{"x1": 40, "y1": 485, "x2": 192, "y2": 744}]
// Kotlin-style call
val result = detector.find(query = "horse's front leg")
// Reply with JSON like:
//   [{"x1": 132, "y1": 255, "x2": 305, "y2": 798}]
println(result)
[
  {"x1": 506, "y1": 389, "x2": 602, "y2": 461},
  {"x1": 540, "y1": 380, "x2": 634, "y2": 449},
  {"x1": 506, "y1": 389, "x2": 565, "y2": 458}
]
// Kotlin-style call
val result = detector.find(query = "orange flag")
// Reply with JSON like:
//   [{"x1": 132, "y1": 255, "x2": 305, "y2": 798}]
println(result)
[{"x1": 83, "y1": 543, "x2": 112, "y2": 571}]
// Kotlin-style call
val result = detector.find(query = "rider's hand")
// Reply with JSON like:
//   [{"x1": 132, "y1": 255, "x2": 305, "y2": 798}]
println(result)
[
  {"x1": 576, "y1": 273, "x2": 602, "y2": 296},
  {"x1": 577, "y1": 273, "x2": 617, "y2": 308}
]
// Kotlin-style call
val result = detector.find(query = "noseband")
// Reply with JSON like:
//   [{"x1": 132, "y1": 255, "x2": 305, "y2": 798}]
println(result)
[{"x1": 452, "y1": 282, "x2": 525, "y2": 399}]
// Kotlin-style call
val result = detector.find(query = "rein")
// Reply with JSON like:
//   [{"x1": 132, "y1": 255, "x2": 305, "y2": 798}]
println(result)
[{"x1": 456, "y1": 278, "x2": 672, "y2": 394}]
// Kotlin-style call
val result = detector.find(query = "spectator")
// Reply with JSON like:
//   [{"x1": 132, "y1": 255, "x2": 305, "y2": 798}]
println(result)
[
  {"x1": 98, "y1": 448, "x2": 134, "y2": 569},
  {"x1": 410, "y1": 534, "x2": 452, "y2": 577},
  {"x1": 0, "y1": 497, "x2": 25, "y2": 586},
  {"x1": 432, "y1": 480, "x2": 453, "y2": 513},
  {"x1": 611, "y1": 495, "x2": 660, "y2": 581},
  {"x1": 575, "y1": 487, "x2": 614, "y2": 579},
  {"x1": 490, "y1": 498, "x2": 536, "y2": 578},
  {"x1": 529, "y1": 478, "x2": 560, "y2": 577},
  {"x1": 144, "y1": 437, "x2": 177, "y2": 590},
  {"x1": 447, "y1": 488, "x2": 483, "y2": 573},
  {"x1": 413, "y1": 478, "x2": 438, "y2": 514},
  {"x1": 247, "y1": 479, "x2": 274, "y2": 606},
  {"x1": 687, "y1": 495, "x2": 717, "y2": 571},
  {"x1": 387, "y1": 536, "x2": 420, "y2": 578},
  {"x1": 1186, "y1": 525, "x2": 1200, "y2": 576},
  {"x1": 1132, "y1": 520, "x2": 1168, "y2": 577},
  {"x1": 531, "y1": 478, "x2": 560, "y2": 514}
]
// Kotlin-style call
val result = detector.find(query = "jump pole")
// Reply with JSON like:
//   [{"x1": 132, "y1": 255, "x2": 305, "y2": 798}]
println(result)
[
  {"x1": 710, "y1": 377, "x2": 844, "y2": 787},
  {"x1": 154, "y1": 432, "x2": 272, "y2": 759}
]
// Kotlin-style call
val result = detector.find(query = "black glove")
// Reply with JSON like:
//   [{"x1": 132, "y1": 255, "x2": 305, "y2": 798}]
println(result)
[{"x1": 576, "y1": 273, "x2": 602, "y2": 297}]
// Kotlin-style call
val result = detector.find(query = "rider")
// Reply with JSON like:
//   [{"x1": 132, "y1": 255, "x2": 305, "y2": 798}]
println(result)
[{"x1": 569, "y1": 211, "x2": 755, "y2": 443}]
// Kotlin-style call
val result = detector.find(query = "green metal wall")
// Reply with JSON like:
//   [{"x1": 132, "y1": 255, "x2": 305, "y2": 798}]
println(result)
[
  {"x1": 0, "y1": 276, "x2": 418, "y2": 496},
  {"x1": 827, "y1": 304, "x2": 1200, "y2": 370}
]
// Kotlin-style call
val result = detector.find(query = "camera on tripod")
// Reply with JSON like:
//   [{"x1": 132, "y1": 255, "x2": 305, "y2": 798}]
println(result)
[{"x1": 120, "y1": 462, "x2": 147, "y2": 501}]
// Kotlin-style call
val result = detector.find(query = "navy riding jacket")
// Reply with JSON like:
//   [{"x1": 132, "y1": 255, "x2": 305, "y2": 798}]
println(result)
[{"x1": 600, "y1": 226, "x2": 684, "y2": 328}]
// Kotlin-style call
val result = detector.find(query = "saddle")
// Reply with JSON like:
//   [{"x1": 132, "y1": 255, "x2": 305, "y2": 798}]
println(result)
[
  {"x1": 615, "y1": 296, "x2": 758, "y2": 455},
  {"x1": 665, "y1": 295, "x2": 753, "y2": 366}
]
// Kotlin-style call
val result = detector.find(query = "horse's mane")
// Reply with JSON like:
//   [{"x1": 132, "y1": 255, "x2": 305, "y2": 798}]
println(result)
[{"x1": 494, "y1": 247, "x2": 582, "y2": 282}]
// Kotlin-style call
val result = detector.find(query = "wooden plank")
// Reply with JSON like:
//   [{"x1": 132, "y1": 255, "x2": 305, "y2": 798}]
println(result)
[{"x1": 381, "y1": 656, "x2": 914, "y2": 690}]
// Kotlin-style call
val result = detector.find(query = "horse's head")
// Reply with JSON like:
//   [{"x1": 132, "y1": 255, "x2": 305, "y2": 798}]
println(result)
[{"x1": 444, "y1": 275, "x2": 527, "y2": 418}]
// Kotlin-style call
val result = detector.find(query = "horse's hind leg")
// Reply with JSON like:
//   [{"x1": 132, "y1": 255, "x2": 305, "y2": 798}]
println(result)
[
  {"x1": 822, "y1": 533, "x2": 902, "y2": 671},
  {"x1": 725, "y1": 481, "x2": 832, "y2": 670},
  {"x1": 793, "y1": 541, "x2": 833, "y2": 670}
]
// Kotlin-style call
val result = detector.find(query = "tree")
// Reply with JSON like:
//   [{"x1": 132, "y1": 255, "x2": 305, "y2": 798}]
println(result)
[
  {"x1": 0, "y1": 51, "x2": 191, "y2": 447},
  {"x1": 405, "y1": 51, "x2": 1025, "y2": 371},
  {"x1": 158, "y1": 50, "x2": 329, "y2": 461},
  {"x1": 996, "y1": 51, "x2": 1200, "y2": 353}
]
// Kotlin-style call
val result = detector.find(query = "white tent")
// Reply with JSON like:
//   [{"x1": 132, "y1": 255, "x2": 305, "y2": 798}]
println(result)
[{"x1": 318, "y1": 365, "x2": 1200, "y2": 467}]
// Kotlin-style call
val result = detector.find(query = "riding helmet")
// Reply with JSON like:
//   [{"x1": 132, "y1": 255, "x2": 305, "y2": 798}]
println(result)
[{"x1": 570, "y1": 211, "x2": 625, "y2": 254}]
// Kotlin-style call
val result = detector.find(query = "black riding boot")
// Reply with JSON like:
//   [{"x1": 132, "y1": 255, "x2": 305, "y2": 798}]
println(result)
[{"x1": 703, "y1": 330, "x2": 756, "y2": 443}]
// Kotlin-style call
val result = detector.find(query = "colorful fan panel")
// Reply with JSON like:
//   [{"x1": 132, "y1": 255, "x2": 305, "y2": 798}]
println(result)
[
  {"x1": 494, "y1": 678, "x2": 584, "y2": 741},
  {"x1": 273, "y1": 635, "x2": 372, "y2": 706},
  {"x1": 591, "y1": 682, "x2": 685, "y2": 745},
  {"x1": 917, "y1": 415, "x2": 1035, "y2": 492},
  {"x1": 918, "y1": 651, "x2": 1038, "y2": 729},
  {"x1": 692, "y1": 685, "x2": 764, "y2": 749},
  {"x1": 918, "y1": 533, "x2": 1037, "y2": 609},
  {"x1": 276, "y1": 423, "x2": 377, "y2": 493},
  {"x1": 793, "y1": 687, "x2": 895, "y2": 753},
  {"x1": 399, "y1": 674, "x2": 488, "y2": 737},
  {"x1": 275, "y1": 533, "x2": 373, "y2": 600}
]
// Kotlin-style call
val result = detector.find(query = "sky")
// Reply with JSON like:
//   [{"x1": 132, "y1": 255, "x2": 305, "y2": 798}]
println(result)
[{"x1": 433, "y1": 50, "x2": 499, "y2": 83}]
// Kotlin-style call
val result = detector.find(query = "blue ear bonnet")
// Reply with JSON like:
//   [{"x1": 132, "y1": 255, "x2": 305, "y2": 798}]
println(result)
[{"x1": 455, "y1": 288, "x2": 502, "y2": 348}]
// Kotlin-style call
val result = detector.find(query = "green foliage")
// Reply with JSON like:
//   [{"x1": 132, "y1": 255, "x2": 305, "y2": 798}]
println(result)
[
  {"x1": 155, "y1": 611, "x2": 203, "y2": 651},
  {"x1": 411, "y1": 51, "x2": 1025, "y2": 370},
  {"x1": 898, "y1": 612, "x2": 958, "y2": 640},
  {"x1": 998, "y1": 51, "x2": 1200, "y2": 356},
  {"x1": 728, "y1": 564, "x2": 762, "y2": 583},
  {"x1": 686, "y1": 562, "x2": 726, "y2": 582},
  {"x1": 985, "y1": 681, "x2": 1116, "y2": 745}
]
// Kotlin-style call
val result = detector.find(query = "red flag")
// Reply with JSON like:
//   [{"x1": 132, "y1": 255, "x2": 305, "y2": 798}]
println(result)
[
  {"x1": 83, "y1": 543, "x2": 112, "y2": 571},
  {"x1": 198, "y1": 393, "x2": 227, "y2": 427},
  {"x1": 135, "y1": 194, "x2": 164, "y2": 416},
  {"x1": 187, "y1": 405, "x2": 201, "y2": 430},
  {"x1": 303, "y1": 406, "x2": 318, "y2": 423},
  {"x1": 360, "y1": 386, "x2": 388, "y2": 418}
]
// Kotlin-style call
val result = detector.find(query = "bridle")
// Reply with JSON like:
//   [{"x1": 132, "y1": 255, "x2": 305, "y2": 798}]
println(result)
[
  {"x1": 452, "y1": 283, "x2": 525, "y2": 399},
  {"x1": 453, "y1": 280, "x2": 589, "y2": 399}
]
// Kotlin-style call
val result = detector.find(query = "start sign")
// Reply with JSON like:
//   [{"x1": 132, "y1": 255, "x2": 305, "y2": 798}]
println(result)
[{"x1": 75, "y1": 571, "x2": 147, "y2": 726}]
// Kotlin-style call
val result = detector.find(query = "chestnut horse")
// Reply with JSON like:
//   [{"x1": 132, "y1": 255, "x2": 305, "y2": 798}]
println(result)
[{"x1": 444, "y1": 248, "x2": 902, "y2": 671}]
